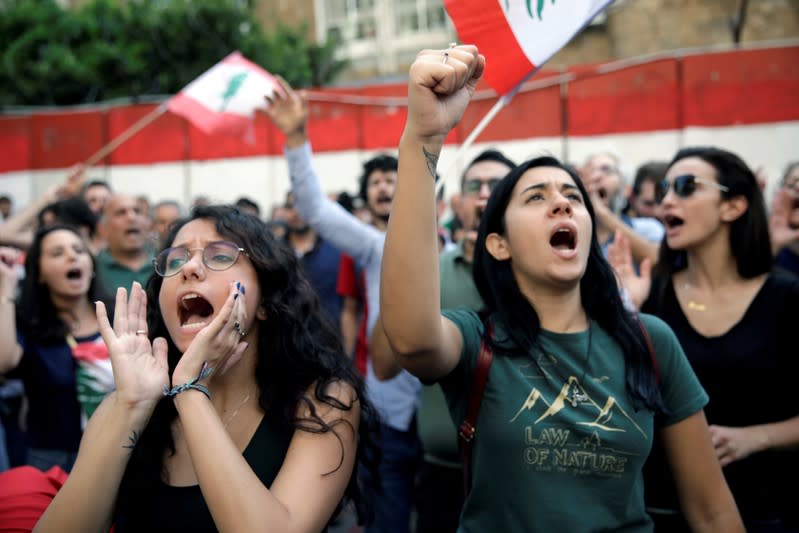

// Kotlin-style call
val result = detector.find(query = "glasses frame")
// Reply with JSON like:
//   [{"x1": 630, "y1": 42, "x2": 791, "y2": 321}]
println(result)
[
  {"x1": 655, "y1": 174, "x2": 730, "y2": 205},
  {"x1": 153, "y1": 240, "x2": 248, "y2": 278},
  {"x1": 463, "y1": 177, "x2": 502, "y2": 195}
]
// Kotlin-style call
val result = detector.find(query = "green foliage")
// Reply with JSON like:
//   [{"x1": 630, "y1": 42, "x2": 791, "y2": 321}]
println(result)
[{"x1": 0, "y1": 0, "x2": 347, "y2": 107}]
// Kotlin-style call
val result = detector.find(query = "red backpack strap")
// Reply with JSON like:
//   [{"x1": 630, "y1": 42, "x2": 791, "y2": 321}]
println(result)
[
  {"x1": 459, "y1": 322, "x2": 494, "y2": 499},
  {"x1": 636, "y1": 315, "x2": 660, "y2": 384}
]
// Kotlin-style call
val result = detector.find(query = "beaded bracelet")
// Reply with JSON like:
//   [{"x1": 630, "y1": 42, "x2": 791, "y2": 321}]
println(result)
[{"x1": 163, "y1": 363, "x2": 213, "y2": 400}]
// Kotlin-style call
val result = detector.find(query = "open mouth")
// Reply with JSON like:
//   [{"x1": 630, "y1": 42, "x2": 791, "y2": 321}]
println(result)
[
  {"x1": 179, "y1": 293, "x2": 214, "y2": 329},
  {"x1": 549, "y1": 227, "x2": 576, "y2": 250},
  {"x1": 663, "y1": 214, "x2": 684, "y2": 229},
  {"x1": 597, "y1": 187, "x2": 608, "y2": 200},
  {"x1": 66, "y1": 268, "x2": 83, "y2": 280},
  {"x1": 125, "y1": 228, "x2": 141, "y2": 237}
]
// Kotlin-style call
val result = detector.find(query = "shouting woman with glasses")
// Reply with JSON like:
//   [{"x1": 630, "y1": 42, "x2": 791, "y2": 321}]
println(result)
[
  {"x1": 610, "y1": 146, "x2": 799, "y2": 532},
  {"x1": 35, "y1": 205, "x2": 378, "y2": 532}
]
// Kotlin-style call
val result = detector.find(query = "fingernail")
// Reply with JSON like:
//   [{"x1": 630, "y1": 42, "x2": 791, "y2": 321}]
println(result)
[
  {"x1": 235, "y1": 281, "x2": 240, "y2": 290},
  {"x1": 234, "y1": 293, "x2": 239, "y2": 300},
  {"x1": 240, "y1": 284, "x2": 246, "y2": 295}
]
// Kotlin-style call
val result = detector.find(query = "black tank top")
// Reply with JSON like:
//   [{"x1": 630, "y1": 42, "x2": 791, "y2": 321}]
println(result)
[{"x1": 115, "y1": 414, "x2": 293, "y2": 532}]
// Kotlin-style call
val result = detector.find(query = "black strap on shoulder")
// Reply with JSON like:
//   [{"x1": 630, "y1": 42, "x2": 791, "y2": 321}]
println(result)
[{"x1": 459, "y1": 322, "x2": 494, "y2": 500}]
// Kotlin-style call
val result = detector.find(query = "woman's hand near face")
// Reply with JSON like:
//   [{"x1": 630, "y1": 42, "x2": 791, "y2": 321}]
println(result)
[
  {"x1": 171, "y1": 281, "x2": 249, "y2": 387},
  {"x1": 96, "y1": 282, "x2": 169, "y2": 413},
  {"x1": 607, "y1": 230, "x2": 652, "y2": 310},
  {"x1": 403, "y1": 45, "x2": 485, "y2": 147}
]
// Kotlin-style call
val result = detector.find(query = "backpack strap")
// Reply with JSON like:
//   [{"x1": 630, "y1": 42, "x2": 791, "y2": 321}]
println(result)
[
  {"x1": 635, "y1": 315, "x2": 660, "y2": 384},
  {"x1": 459, "y1": 322, "x2": 494, "y2": 500}
]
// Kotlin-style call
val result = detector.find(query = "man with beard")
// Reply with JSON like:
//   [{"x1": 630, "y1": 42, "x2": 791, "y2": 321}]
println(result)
[
  {"x1": 95, "y1": 193, "x2": 153, "y2": 293},
  {"x1": 282, "y1": 192, "x2": 343, "y2": 327},
  {"x1": 266, "y1": 79, "x2": 421, "y2": 533}
]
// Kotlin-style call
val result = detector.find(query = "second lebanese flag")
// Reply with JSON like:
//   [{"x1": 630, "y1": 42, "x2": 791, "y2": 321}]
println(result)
[
  {"x1": 167, "y1": 51, "x2": 279, "y2": 139},
  {"x1": 445, "y1": 0, "x2": 613, "y2": 95}
]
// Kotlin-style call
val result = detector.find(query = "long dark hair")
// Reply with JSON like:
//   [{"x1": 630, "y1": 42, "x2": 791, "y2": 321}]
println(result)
[
  {"x1": 473, "y1": 157, "x2": 666, "y2": 413},
  {"x1": 117, "y1": 205, "x2": 377, "y2": 525},
  {"x1": 18, "y1": 224, "x2": 111, "y2": 344},
  {"x1": 653, "y1": 146, "x2": 772, "y2": 280}
]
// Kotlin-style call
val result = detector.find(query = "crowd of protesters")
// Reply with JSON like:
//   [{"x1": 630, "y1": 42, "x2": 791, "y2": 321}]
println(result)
[{"x1": 0, "y1": 43, "x2": 797, "y2": 533}]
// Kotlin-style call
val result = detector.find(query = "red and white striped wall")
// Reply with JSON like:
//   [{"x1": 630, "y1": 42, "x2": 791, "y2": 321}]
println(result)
[{"x1": 1, "y1": 43, "x2": 797, "y2": 215}]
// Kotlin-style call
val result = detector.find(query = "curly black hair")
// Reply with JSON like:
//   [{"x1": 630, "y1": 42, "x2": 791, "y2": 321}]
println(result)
[{"x1": 116, "y1": 205, "x2": 378, "y2": 528}]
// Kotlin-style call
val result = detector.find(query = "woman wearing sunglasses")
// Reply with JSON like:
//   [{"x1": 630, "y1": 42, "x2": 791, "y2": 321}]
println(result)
[
  {"x1": 35, "y1": 205, "x2": 377, "y2": 532},
  {"x1": 379, "y1": 44, "x2": 742, "y2": 532},
  {"x1": 610, "y1": 147, "x2": 799, "y2": 532}
]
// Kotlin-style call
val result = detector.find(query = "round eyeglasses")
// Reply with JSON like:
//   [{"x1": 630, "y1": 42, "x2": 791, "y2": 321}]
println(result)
[
  {"x1": 153, "y1": 240, "x2": 248, "y2": 277},
  {"x1": 655, "y1": 174, "x2": 730, "y2": 205}
]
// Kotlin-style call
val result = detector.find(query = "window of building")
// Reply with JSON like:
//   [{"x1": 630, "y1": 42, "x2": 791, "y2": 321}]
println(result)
[
  {"x1": 395, "y1": 0, "x2": 447, "y2": 36},
  {"x1": 324, "y1": 0, "x2": 377, "y2": 42}
]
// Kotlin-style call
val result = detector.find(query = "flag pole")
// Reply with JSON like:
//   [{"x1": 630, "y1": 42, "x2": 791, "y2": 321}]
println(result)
[
  {"x1": 83, "y1": 103, "x2": 168, "y2": 168},
  {"x1": 435, "y1": 77, "x2": 528, "y2": 198}
]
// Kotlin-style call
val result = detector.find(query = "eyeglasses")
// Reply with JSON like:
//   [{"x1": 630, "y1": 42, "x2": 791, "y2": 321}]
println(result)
[
  {"x1": 153, "y1": 240, "x2": 248, "y2": 277},
  {"x1": 464, "y1": 178, "x2": 502, "y2": 195},
  {"x1": 655, "y1": 174, "x2": 729, "y2": 205},
  {"x1": 594, "y1": 164, "x2": 618, "y2": 175}
]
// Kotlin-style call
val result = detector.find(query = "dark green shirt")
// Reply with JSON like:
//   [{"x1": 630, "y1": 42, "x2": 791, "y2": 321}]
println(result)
[
  {"x1": 95, "y1": 249, "x2": 154, "y2": 294},
  {"x1": 439, "y1": 240, "x2": 482, "y2": 312},
  {"x1": 440, "y1": 309, "x2": 707, "y2": 533}
]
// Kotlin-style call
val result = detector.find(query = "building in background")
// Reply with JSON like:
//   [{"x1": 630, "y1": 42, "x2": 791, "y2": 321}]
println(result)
[{"x1": 252, "y1": 0, "x2": 798, "y2": 83}]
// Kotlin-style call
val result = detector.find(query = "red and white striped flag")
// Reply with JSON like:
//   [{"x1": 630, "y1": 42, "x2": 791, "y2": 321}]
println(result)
[
  {"x1": 167, "y1": 51, "x2": 279, "y2": 140},
  {"x1": 445, "y1": 0, "x2": 614, "y2": 95}
]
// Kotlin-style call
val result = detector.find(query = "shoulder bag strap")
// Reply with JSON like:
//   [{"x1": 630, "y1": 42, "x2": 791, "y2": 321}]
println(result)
[{"x1": 459, "y1": 322, "x2": 494, "y2": 500}]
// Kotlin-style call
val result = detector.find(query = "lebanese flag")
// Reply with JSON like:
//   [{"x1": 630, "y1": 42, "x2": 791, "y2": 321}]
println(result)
[
  {"x1": 445, "y1": 0, "x2": 613, "y2": 95},
  {"x1": 167, "y1": 51, "x2": 279, "y2": 140}
]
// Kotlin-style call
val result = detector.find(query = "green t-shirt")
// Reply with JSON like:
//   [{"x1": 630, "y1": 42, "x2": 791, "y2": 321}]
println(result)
[
  {"x1": 96, "y1": 249, "x2": 154, "y2": 294},
  {"x1": 440, "y1": 308, "x2": 707, "y2": 533}
]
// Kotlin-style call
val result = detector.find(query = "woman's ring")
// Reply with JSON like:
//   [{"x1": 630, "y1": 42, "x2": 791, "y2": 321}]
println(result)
[{"x1": 136, "y1": 330, "x2": 147, "y2": 336}]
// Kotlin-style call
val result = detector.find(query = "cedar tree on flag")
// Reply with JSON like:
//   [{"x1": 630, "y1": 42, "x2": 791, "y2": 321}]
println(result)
[
  {"x1": 444, "y1": 0, "x2": 614, "y2": 95},
  {"x1": 167, "y1": 51, "x2": 279, "y2": 140}
]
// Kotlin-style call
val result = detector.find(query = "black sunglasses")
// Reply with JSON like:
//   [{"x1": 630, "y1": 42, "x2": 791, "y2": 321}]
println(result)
[
  {"x1": 464, "y1": 177, "x2": 502, "y2": 195},
  {"x1": 655, "y1": 174, "x2": 729, "y2": 205}
]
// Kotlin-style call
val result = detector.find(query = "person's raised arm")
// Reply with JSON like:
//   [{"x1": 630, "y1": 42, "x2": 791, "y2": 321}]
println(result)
[
  {"x1": 0, "y1": 165, "x2": 85, "y2": 250},
  {"x1": 380, "y1": 46, "x2": 484, "y2": 381},
  {"x1": 265, "y1": 78, "x2": 383, "y2": 267},
  {"x1": 34, "y1": 283, "x2": 170, "y2": 533},
  {"x1": 0, "y1": 247, "x2": 22, "y2": 373}
]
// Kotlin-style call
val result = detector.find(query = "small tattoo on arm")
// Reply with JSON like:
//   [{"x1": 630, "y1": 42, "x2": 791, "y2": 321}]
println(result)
[
  {"x1": 422, "y1": 147, "x2": 439, "y2": 180},
  {"x1": 122, "y1": 430, "x2": 140, "y2": 451}
]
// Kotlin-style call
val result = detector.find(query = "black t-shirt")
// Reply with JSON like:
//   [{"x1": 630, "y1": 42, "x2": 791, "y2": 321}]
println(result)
[
  {"x1": 114, "y1": 414, "x2": 293, "y2": 532},
  {"x1": 642, "y1": 272, "x2": 799, "y2": 521}
]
